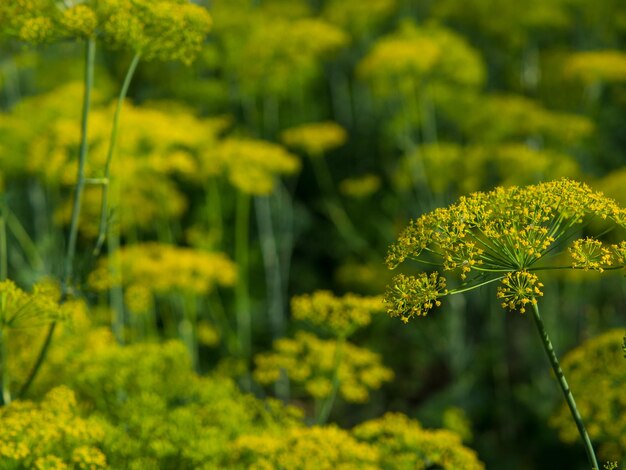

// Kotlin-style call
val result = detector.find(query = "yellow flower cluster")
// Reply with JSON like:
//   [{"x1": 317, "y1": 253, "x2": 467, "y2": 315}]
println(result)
[
  {"x1": 281, "y1": 121, "x2": 347, "y2": 158},
  {"x1": 1, "y1": 0, "x2": 62, "y2": 44},
  {"x1": 569, "y1": 238, "x2": 625, "y2": 272},
  {"x1": 565, "y1": 50, "x2": 626, "y2": 84},
  {"x1": 496, "y1": 271, "x2": 544, "y2": 313},
  {"x1": 384, "y1": 273, "x2": 447, "y2": 322},
  {"x1": 212, "y1": 138, "x2": 301, "y2": 195},
  {"x1": 291, "y1": 290, "x2": 384, "y2": 337},
  {"x1": 217, "y1": 10, "x2": 349, "y2": 98},
  {"x1": 0, "y1": 386, "x2": 107, "y2": 468},
  {"x1": 358, "y1": 20, "x2": 485, "y2": 98},
  {"x1": 0, "y1": 0, "x2": 211, "y2": 63},
  {"x1": 339, "y1": 174, "x2": 382, "y2": 199},
  {"x1": 2, "y1": 0, "x2": 211, "y2": 61},
  {"x1": 35, "y1": 327, "x2": 303, "y2": 468},
  {"x1": 254, "y1": 331, "x2": 393, "y2": 403},
  {"x1": 98, "y1": 0, "x2": 212, "y2": 64},
  {"x1": 550, "y1": 329, "x2": 626, "y2": 461},
  {"x1": 352, "y1": 412, "x2": 485, "y2": 469},
  {"x1": 231, "y1": 425, "x2": 379, "y2": 470},
  {"x1": 3, "y1": 86, "x2": 227, "y2": 236},
  {"x1": 88, "y1": 242, "x2": 237, "y2": 296},
  {"x1": 0, "y1": 279, "x2": 65, "y2": 328},
  {"x1": 385, "y1": 179, "x2": 626, "y2": 320}
]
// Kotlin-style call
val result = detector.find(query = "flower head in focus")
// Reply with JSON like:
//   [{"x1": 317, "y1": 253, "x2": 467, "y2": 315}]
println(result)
[{"x1": 385, "y1": 179, "x2": 626, "y2": 321}]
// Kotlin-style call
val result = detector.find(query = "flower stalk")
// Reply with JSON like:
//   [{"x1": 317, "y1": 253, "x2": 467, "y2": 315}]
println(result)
[
  {"x1": 530, "y1": 300, "x2": 598, "y2": 470},
  {"x1": 19, "y1": 38, "x2": 96, "y2": 399}
]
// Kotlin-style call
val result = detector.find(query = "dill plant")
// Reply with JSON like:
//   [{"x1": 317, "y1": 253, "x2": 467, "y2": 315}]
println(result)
[{"x1": 384, "y1": 179, "x2": 626, "y2": 469}]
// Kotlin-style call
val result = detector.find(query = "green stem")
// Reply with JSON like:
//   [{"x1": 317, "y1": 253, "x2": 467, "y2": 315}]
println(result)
[
  {"x1": 235, "y1": 191, "x2": 251, "y2": 369},
  {"x1": 19, "y1": 39, "x2": 96, "y2": 400},
  {"x1": 5, "y1": 208, "x2": 44, "y2": 272},
  {"x1": 310, "y1": 157, "x2": 369, "y2": 253},
  {"x1": 180, "y1": 293, "x2": 198, "y2": 371},
  {"x1": 108, "y1": 212, "x2": 125, "y2": 344},
  {"x1": 0, "y1": 195, "x2": 7, "y2": 282},
  {"x1": 205, "y1": 178, "x2": 224, "y2": 249},
  {"x1": 0, "y1": 326, "x2": 10, "y2": 405},
  {"x1": 530, "y1": 300, "x2": 599, "y2": 470},
  {"x1": 316, "y1": 336, "x2": 345, "y2": 425},
  {"x1": 93, "y1": 52, "x2": 141, "y2": 256}
]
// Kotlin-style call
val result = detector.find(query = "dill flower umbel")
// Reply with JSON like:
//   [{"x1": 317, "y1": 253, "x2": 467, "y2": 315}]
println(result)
[
  {"x1": 565, "y1": 50, "x2": 626, "y2": 84},
  {"x1": 0, "y1": 387, "x2": 107, "y2": 468},
  {"x1": 212, "y1": 138, "x2": 301, "y2": 195},
  {"x1": 0, "y1": 279, "x2": 66, "y2": 328},
  {"x1": 254, "y1": 331, "x2": 393, "y2": 404},
  {"x1": 281, "y1": 121, "x2": 347, "y2": 158},
  {"x1": 97, "y1": 0, "x2": 212, "y2": 64},
  {"x1": 291, "y1": 290, "x2": 384, "y2": 337},
  {"x1": 385, "y1": 179, "x2": 626, "y2": 319},
  {"x1": 352, "y1": 412, "x2": 484, "y2": 470},
  {"x1": 88, "y1": 242, "x2": 237, "y2": 296},
  {"x1": 231, "y1": 425, "x2": 379, "y2": 470}
]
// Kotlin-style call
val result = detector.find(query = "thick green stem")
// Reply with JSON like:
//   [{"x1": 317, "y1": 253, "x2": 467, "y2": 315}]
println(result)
[
  {"x1": 316, "y1": 336, "x2": 345, "y2": 425},
  {"x1": 93, "y1": 52, "x2": 141, "y2": 256},
  {"x1": 530, "y1": 300, "x2": 599, "y2": 470},
  {"x1": 235, "y1": 191, "x2": 251, "y2": 365},
  {"x1": 19, "y1": 39, "x2": 96, "y2": 400}
]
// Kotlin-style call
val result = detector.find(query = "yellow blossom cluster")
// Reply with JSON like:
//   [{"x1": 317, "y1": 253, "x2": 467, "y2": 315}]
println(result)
[
  {"x1": 0, "y1": 279, "x2": 65, "y2": 328},
  {"x1": 281, "y1": 121, "x2": 347, "y2": 158},
  {"x1": 291, "y1": 290, "x2": 384, "y2": 337},
  {"x1": 88, "y1": 242, "x2": 237, "y2": 296},
  {"x1": 358, "y1": 20, "x2": 486, "y2": 99},
  {"x1": 97, "y1": 0, "x2": 212, "y2": 64},
  {"x1": 339, "y1": 174, "x2": 382, "y2": 199},
  {"x1": 1, "y1": 0, "x2": 212, "y2": 63},
  {"x1": 569, "y1": 238, "x2": 625, "y2": 272},
  {"x1": 352, "y1": 412, "x2": 485, "y2": 469},
  {"x1": 254, "y1": 331, "x2": 393, "y2": 403},
  {"x1": 215, "y1": 7, "x2": 349, "y2": 99},
  {"x1": 565, "y1": 50, "x2": 626, "y2": 84},
  {"x1": 230, "y1": 425, "x2": 380, "y2": 470},
  {"x1": 0, "y1": 386, "x2": 107, "y2": 468},
  {"x1": 1, "y1": 85, "x2": 230, "y2": 237},
  {"x1": 384, "y1": 273, "x2": 447, "y2": 322},
  {"x1": 496, "y1": 271, "x2": 544, "y2": 313},
  {"x1": 550, "y1": 329, "x2": 626, "y2": 461},
  {"x1": 212, "y1": 138, "x2": 301, "y2": 195},
  {"x1": 385, "y1": 179, "x2": 626, "y2": 319}
]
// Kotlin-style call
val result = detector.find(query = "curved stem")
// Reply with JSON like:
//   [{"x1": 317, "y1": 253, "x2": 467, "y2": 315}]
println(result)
[
  {"x1": 20, "y1": 39, "x2": 96, "y2": 399},
  {"x1": 93, "y1": 52, "x2": 141, "y2": 256},
  {"x1": 530, "y1": 300, "x2": 599, "y2": 470}
]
